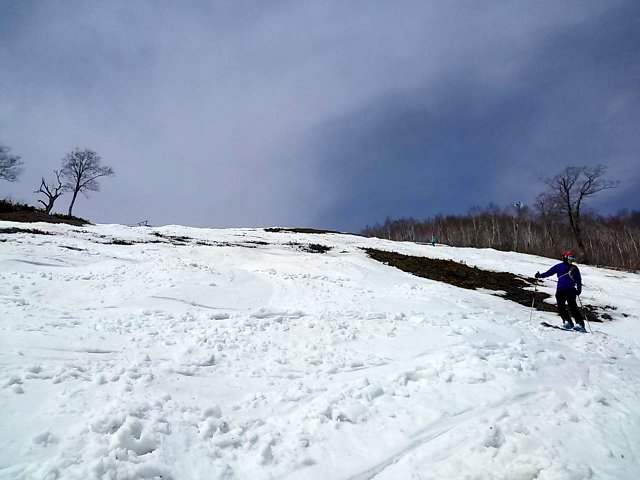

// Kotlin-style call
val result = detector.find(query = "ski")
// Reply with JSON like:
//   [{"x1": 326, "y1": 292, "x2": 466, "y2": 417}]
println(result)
[{"x1": 540, "y1": 321, "x2": 587, "y2": 333}]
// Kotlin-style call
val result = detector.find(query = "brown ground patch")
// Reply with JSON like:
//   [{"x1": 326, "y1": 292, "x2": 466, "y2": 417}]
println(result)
[
  {"x1": 0, "y1": 210, "x2": 89, "y2": 226},
  {"x1": 365, "y1": 248, "x2": 605, "y2": 322},
  {"x1": 264, "y1": 227, "x2": 344, "y2": 235},
  {"x1": 0, "y1": 227, "x2": 53, "y2": 236}
]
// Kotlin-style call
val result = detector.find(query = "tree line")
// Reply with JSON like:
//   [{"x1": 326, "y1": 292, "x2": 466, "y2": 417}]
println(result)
[
  {"x1": 362, "y1": 166, "x2": 639, "y2": 271},
  {"x1": 0, "y1": 141, "x2": 114, "y2": 216}
]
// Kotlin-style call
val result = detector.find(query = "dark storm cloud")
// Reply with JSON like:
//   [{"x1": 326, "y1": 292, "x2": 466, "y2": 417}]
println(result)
[
  {"x1": 0, "y1": 1, "x2": 638, "y2": 231},
  {"x1": 306, "y1": 86, "x2": 540, "y2": 229},
  {"x1": 307, "y1": 1, "x2": 640, "y2": 230}
]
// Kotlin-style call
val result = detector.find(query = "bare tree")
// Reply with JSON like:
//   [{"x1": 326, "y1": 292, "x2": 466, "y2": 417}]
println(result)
[
  {"x1": 60, "y1": 148, "x2": 114, "y2": 216},
  {"x1": 36, "y1": 171, "x2": 64, "y2": 214},
  {"x1": 361, "y1": 203, "x2": 640, "y2": 270},
  {"x1": 541, "y1": 165, "x2": 619, "y2": 263},
  {"x1": 0, "y1": 142, "x2": 24, "y2": 182}
]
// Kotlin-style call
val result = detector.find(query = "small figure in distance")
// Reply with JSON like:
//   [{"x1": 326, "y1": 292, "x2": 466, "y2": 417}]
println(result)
[{"x1": 535, "y1": 250, "x2": 586, "y2": 332}]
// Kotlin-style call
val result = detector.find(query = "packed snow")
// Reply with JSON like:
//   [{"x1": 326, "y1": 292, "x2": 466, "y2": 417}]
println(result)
[{"x1": 1, "y1": 221, "x2": 639, "y2": 480}]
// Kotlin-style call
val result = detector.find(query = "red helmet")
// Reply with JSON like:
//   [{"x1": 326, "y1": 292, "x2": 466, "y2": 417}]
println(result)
[{"x1": 562, "y1": 250, "x2": 575, "y2": 257}]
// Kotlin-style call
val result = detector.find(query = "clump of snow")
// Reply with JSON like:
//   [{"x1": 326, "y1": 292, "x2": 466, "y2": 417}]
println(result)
[{"x1": 1, "y1": 221, "x2": 639, "y2": 479}]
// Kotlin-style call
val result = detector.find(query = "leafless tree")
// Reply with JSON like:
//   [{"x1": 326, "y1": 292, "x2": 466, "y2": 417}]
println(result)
[
  {"x1": 361, "y1": 207, "x2": 640, "y2": 270},
  {"x1": 36, "y1": 171, "x2": 64, "y2": 214},
  {"x1": 0, "y1": 142, "x2": 24, "y2": 182},
  {"x1": 60, "y1": 148, "x2": 114, "y2": 216},
  {"x1": 541, "y1": 165, "x2": 619, "y2": 263}
]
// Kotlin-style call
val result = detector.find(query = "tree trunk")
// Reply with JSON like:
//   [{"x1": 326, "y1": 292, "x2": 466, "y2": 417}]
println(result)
[
  {"x1": 572, "y1": 223, "x2": 588, "y2": 264},
  {"x1": 68, "y1": 190, "x2": 79, "y2": 216},
  {"x1": 566, "y1": 210, "x2": 589, "y2": 263}
]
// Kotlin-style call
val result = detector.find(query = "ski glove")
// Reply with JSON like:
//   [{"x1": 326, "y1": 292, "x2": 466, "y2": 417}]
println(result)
[{"x1": 535, "y1": 272, "x2": 541, "y2": 278}]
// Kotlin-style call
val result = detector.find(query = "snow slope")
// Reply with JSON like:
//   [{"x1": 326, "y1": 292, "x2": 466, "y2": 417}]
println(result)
[{"x1": 1, "y1": 222, "x2": 639, "y2": 480}]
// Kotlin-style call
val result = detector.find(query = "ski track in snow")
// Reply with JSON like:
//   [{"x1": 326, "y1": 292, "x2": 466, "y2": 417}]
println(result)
[{"x1": 1, "y1": 222, "x2": 639, "y2": 479}]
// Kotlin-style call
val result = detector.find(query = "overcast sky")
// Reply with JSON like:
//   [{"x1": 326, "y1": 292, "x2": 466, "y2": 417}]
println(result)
[{"x1": 1, "y1": 1, "x2": 638, "y2": 232}]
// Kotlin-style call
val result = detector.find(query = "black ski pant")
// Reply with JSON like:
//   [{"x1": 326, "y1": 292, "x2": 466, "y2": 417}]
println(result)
[{"x1": 555, "y1": 290, "x2": 584, "y2": 326}]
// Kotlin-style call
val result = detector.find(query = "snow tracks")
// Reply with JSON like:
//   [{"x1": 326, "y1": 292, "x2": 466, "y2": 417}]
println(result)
[{"x1": 1, "y1": 224, "x2": 640, "y2": 479}]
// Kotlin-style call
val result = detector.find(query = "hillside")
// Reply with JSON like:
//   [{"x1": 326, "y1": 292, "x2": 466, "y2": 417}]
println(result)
[
  {"x1": 1, "y1": 221, "x2": 639, "y2": 479},
  {"x1": 0, "y1": 200, "x2": 89, "y2": 226}
]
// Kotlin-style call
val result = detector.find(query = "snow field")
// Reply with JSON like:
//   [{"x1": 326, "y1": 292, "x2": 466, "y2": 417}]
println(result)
[{"x1": 1, "y1": 222, "x2": 639, "y2": 479}]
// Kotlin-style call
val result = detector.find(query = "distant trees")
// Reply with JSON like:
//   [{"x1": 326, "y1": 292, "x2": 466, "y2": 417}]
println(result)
[
  {"x1": 60, "y1": 148, "x2": 114, "y2": 216},
  {"x1": 0, "y1": 142, "x2": 24, "y2": 182},
  {"x1": 36, "y1": 171, "x2": 64, "y2": 214},
  {"x1": 361, "y1": 165, "x2": 635, "y2": 270},
  {"x1": 362, "y1": 206, "x2": 640, "y2": 271},
  {"x1": 539, "y1": 165, "x2": 619, "y2": 264}
]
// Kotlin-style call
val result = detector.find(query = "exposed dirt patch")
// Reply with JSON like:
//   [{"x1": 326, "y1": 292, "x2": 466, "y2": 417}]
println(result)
[
  {"x1": 365, "y1": 248, "x2": 606, "y2": 323},
  {"x1": 264, "y1": 227, "x2": 343, "y2": 235},
  {"x1": 149, "y1": 232, "x2": 270, "y2": 249},
  {"x1": 0, "y1": 227, "x2": 53, "y2": 236},
  {"x1": 108, "y1": 239, "x2": 135, "y2": 245},
  {"x1": 196, "y1": 240, "x2": 270, "y2": 249},
  {"x1": 152, "y1": 232, "x2": 190, "y2": 245},
  {"x1": 60, "y1": 245, "x2": 85, "y2": 251},
  {"x1": 285, "y1": 242, "x2": 333, "y2": 254},
  {"x1": 0, "y1": 209, "x2": 89, "y2": 226},
  {"x1": 305, "y1": 243, "x2": 332, "y2": 254}
]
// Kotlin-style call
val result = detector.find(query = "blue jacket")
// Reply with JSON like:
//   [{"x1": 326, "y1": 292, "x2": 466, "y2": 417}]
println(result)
[{"x1": 539, "y1": 262, "x2": 582, "y2": 293}]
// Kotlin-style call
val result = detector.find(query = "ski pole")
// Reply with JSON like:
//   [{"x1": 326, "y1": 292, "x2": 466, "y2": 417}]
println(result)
[
  {"x1": 529, "y1": 282, "x2": 537, "y2": 322},
  {"x1": 577, "y1": 295, "x2": 592, "y2": 333}
]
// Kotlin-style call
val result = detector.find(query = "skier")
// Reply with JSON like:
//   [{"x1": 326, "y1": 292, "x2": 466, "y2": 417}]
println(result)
[{"x1": 535, "y1": 250, "x2": 586, "y2": 332}]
